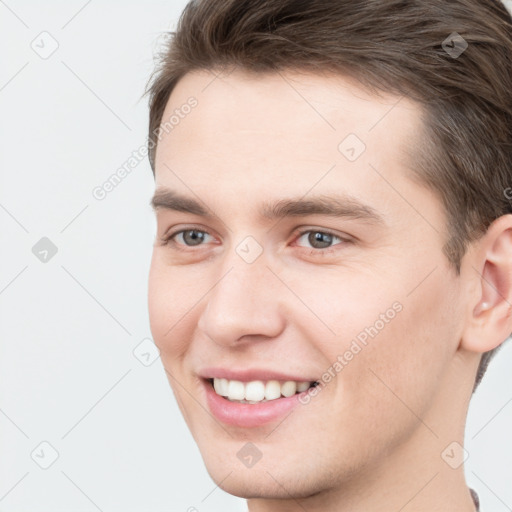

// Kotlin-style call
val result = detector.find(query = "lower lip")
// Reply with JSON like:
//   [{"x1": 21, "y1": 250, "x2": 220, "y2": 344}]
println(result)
[{"x1": 202, "y1": 379, "x2": 308, "y2": 428}]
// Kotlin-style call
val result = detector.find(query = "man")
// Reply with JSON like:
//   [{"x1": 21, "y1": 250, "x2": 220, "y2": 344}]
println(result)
[{"x1": 145, "y1": 0, "x2": 512, "y2": 510}]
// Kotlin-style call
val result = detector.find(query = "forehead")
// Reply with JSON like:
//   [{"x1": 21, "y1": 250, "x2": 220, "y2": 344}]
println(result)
[{"x1": 154, "y1": 68, "x2": 428, "y2": 220}]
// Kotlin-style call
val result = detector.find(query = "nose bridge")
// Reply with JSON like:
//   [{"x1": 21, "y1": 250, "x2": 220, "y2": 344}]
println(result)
[{"x1": 198, "y1": 237, "x2": 283, "y2": 344}]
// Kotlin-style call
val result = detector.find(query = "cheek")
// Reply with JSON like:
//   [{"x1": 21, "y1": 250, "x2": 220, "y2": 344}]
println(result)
[
  {"x1": 278, "y1": 263, "x2": 403, "y2": 352},
  {"x1": 147, "y1": 253, "x2": 200, "y2": 359},
  {"x1": 147, "y1": 255, "x2": 168, "y2": 344},
  {"x1": 336, "y1": 269, "x2": 461, "y2": 430},
  {"x1": 292, "y1": 260, "x2": 460, "y2": 413}
]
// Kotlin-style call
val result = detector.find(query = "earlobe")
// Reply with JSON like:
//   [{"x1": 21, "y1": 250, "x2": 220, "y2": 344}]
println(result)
[{"x1": 461, "y1": 215, "x2": 512, "y2": 354}]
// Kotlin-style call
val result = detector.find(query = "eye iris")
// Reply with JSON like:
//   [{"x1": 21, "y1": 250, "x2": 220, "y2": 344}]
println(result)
[
  {"x1": 183, "y1": 230, "x2": 205, "y2": 246},
  {"x1": 308, "y1": 231, "x2": 332, "y2": 249}
]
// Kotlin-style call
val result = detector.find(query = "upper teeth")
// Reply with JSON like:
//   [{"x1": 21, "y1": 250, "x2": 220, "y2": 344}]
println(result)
[{"x1": 212, "y1": 378, "x2": 313, "y2": 403}]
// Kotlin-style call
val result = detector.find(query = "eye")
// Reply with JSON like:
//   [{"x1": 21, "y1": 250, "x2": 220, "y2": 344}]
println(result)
[
  {"x1": 161, "y1": 228, "x2": 214, "y2": 249},
  {"x1": 160, "y1": 226, "x2": 351, "y2": 255},
  {"x1": 294, "y1": 229, "x2": 348, "y2": 254}
]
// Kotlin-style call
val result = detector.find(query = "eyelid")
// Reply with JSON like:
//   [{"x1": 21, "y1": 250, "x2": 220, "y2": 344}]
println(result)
[{"x1": 292, "y1": 226, "x2": 352, "y2": 242}]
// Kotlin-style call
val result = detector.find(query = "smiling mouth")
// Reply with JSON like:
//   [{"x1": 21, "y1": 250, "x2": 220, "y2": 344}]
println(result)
[{"x1": 207, "y1": 377, "x2": 319, "y2": 404}]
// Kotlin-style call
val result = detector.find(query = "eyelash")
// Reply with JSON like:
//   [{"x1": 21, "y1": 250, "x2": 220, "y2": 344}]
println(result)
[{"x1": 160, "y1": 226, "x2": 351, "y2": 256}]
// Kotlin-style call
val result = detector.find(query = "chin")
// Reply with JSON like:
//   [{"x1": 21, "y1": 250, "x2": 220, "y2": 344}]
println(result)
[
  {"x1": 199, "y1": 449, "x2": 335, "y2": 500},
  {"x1": 206, "y1": 468, "x2": 319, "y2": 500}
]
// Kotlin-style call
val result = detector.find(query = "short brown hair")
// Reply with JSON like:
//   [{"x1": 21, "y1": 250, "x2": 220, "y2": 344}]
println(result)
[{"x1": 145, "y1": 0, "x2": 512, "y2": 391}]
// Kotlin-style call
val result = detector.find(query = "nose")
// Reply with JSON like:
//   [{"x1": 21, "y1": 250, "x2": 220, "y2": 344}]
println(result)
[{"x1": 197, "y1": 246, "x2": 286, "y2": 346}]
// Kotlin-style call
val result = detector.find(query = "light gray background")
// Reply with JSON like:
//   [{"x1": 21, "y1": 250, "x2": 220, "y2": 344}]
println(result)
[{"x1": 1, "y1": 1, "x2": 511, "y2": 511}]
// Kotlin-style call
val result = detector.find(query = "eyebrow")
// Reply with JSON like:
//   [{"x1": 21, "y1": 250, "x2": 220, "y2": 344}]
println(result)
[{"x1": 150, "y1": 187, "x2": 385, "y2": 225}]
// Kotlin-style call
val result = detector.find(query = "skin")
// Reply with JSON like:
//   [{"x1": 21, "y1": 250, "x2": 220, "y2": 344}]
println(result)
[{"x1": 148, "y1": 68, "x2": 512, "y2": 512}]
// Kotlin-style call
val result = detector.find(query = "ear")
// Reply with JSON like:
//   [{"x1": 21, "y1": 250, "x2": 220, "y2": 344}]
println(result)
[{"x1": 461, "y1": 214, "x2": 512, "y2": 354}]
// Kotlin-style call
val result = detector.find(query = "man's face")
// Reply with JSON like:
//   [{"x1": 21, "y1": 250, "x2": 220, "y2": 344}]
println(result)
[{"x1": 148, "y1": 69, "x2": 466, "y2": 498}]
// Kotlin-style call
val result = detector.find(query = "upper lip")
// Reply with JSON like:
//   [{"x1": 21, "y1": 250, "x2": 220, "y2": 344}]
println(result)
[{"x1": 198, "y1": 367, "x2": 318, "y2": 383}]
